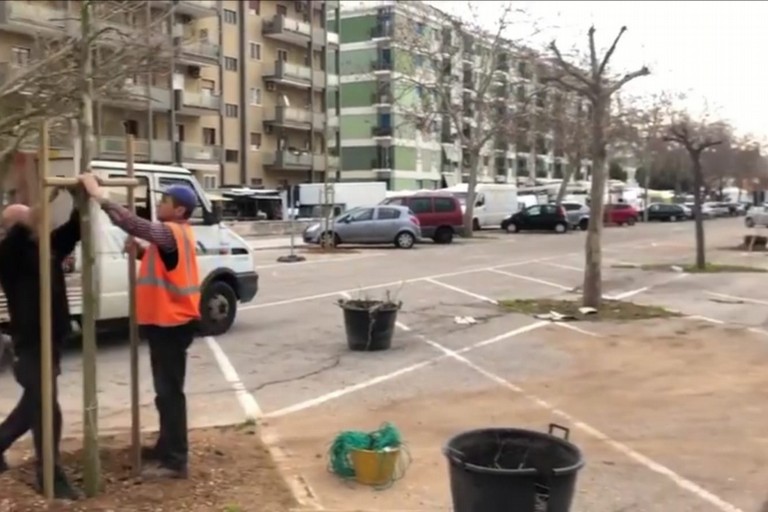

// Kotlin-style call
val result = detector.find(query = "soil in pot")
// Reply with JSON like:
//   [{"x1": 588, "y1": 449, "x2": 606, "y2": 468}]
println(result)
[{"x1": 339, "y1": 299, "x2": 401, "y2": 351}]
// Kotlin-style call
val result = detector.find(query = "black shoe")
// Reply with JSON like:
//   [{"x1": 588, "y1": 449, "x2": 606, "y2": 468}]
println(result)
[{"x1": 0, "y1": 453, "x2": 8, "y2": 473}]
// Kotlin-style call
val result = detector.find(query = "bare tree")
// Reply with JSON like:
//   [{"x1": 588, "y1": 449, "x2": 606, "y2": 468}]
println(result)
[
  {"x1": 663, "y1": 115, "x2": 723, "y2": 269},
  {"x1": 394, "y1": 1, "x2": 539, "y2": 236},
  {"x1": 0, "y1": 1, "x2": 172, "y2": 181},
  {"x1": 544, "y1": 26, "x2": 650, "y2": 308}
]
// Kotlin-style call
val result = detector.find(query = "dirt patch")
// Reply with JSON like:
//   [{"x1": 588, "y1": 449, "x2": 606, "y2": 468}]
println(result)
[
  {"x1": 613, "y1": 261, "x2": 767, "y2": 273},
  {"x1": 498, "y1": 298, "x2": 677, "y2": 321},
  {"x1": 0, "y1": 426, "x2": 296, "y2": 512}
]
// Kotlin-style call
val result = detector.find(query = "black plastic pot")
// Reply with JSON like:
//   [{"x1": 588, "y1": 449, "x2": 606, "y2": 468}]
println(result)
[
  {"x1": 338, "y1": 299, "x2": 401, "y2": 351},
  {"x1": 443, "y1": 424, "x2": 584, "y2": 512}
]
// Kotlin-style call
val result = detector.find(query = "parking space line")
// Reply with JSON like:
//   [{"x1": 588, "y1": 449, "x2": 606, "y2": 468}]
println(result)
[
  {"x1": 705, "y1": 291, "x2": 768, "y2": 307},
  {"x1": 545, "y1": 262, "x2": 583, "y2": 272},
  {"x1": 488, "y1": 268, "x2": 574, "y2": 291},
  {"x1": 204, "y1": 336, "x2": 262, "y2": 421},
  {"x1": 262, "y1": 321, "x2": 549, "y2": 419},
  {"x1": 400, "y1": 322, "x2": 743, "y2": 512},
  {"x1": 424, "y1": 278, "x2": 498, "y2": 304}
]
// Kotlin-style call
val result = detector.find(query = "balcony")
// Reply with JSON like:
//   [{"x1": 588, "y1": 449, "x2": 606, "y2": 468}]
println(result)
[
  {"x1": 179, "y1": 41, "x2": 220, "y2": 67},
  {"x1": 370, "y1": 25, "x2": 393, "y2": 38},
  {"x1": 178, "y1": 90, "x2": 220, "y2": 115},
  {"x1": 264, "y1": 106, "x2": 324, "y2": 131},
  {"x1": 263, "y1": 151, "x2": 333, "y2": 172},
  {"x1": 98, "y1": 137, "x2": 173, "y2": 163},
  {"x1": 262, "y1": 14, "x2": 338, "y2": 47},
  {"x1": 0, "y1": 2, "x2": 68, "y2": 35},
  {"x1": 371, "y1": 92, "x2": 393, "y2": 105},
  {"x1": 372, "y1": 126, "x2": 393, "y2": 138},
  {"x1": 162, "y1": 0, "x2": 218, "y2": 17},
  {"x1": 182, "y1": 143, "x2": 221, "y2": 164},
  {"x1": 107, "y1": 83, "x2": 172, "y2": 110},
  {"x1": 371, "y1": 60, "x2": 393, "y2": 73}
]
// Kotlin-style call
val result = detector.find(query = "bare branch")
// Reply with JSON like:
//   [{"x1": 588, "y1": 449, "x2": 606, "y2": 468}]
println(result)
[
  {"x1": 608, "y1": 66, "x2": 651, "y2": 95},
  {"x1": 588, "y1": 26, "x2": 599, "y2": 78},
  {"x1": 598, "y1": 26, "x2": 627, "y2": 77}
]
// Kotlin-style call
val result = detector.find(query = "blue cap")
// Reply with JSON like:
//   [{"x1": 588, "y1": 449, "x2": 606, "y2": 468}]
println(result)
[{"x1": 163, "y1": 185, "x2": 197, "y2": 212}]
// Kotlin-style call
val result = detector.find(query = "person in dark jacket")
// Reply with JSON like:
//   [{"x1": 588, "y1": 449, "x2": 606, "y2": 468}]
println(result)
[{"x1": 0, "y1": 198, "x2": 80, "y2": 499}]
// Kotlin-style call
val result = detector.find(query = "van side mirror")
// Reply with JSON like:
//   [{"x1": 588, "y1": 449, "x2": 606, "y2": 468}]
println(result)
[{"x1": 202, "y1": 206, "x2": 221, "y2": 225}]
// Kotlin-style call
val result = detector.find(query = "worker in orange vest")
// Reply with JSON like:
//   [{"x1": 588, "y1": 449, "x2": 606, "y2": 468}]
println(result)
[{"x1": 78, "y1": 173, "x2": 200, "y2": 480}]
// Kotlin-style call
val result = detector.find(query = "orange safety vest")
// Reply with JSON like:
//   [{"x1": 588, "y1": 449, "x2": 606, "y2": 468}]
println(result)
[{"x1": 136, "y1": 222, "x2": 201, "y2": 327}]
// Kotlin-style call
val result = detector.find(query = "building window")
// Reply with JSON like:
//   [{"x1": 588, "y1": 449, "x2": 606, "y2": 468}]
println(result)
[
  {"x1": 248, "y1": 0, "x2": 260, "y2": 15},
  {"x1": 249, "y1": 42, "x2": 261, "y2": 60},
  {"x1": 250, "y1": 87, "x2": 262, "y2": 105},
  {"x1": 225, "y1": 104, "x2": 239, "y2": 117},
  {"x1": 277, "y1": 4, "x2": 287, "y2": 16},
  {"x1": 225, "y1": 149, "x2": 239, "y2": 163},
  {"x1": 202, "y1": 128, "x2": 216, "y2": 145},
  {"x1": 250, "y1": 132, "x2": 262, "y2": 150},
  {"x1": 224, "y1": 57, "x2": 238, "y2": 71},
  {"x1": 250, "y1": 177, "x2": 263, "y2": 187},
  {"x1": 223, "y1": 9, "x2": 237, "y2": 24},
  {"x1": 199, "y1": 28, "x2": 209, "y2": 42},
  {"x1": 11, "y1": 47, "x2": 30, "y2": 66},
  {"x1": 277, "y1": 49, "x2": 288, "y2": 62},
  {"x1": 202, "y1": 175, "x2": 217, "y2": 190}
]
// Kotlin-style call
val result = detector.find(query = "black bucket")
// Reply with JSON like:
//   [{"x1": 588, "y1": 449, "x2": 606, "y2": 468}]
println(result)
[
  {"x1": 339, "y1": 300, "x2": 400, "y2": 351},
  {"x1": 443, "y1": 424, "x2": 584, "y2": 512}
]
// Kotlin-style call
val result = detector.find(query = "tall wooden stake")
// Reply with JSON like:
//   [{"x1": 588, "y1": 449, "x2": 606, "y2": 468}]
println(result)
[
  {"x1": 126, "y1": 135, "x2": 141, "y2": 476},
  {"x1": 37, "y1": 121, "x2": 55, "y2": 501}
]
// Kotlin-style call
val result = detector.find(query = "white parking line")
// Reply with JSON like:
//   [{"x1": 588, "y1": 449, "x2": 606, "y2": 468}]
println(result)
[
  {"x1": 204, "y1": 336, "x2": 262, "y2": 421},
  {"x1": 705, "y1": 291, "x2": 768, "y2": 307},
  {"x1": 424, "y1": 278, "x2": 498, "y2": 304},
  {"x1": 400, "y1": 322, "x2": 743, "y2": 512},
  {"x1": 488, "y1": 268, "x2": 574, "y2": 291},
  {"x1": 263, "y1": 321, "x2": 550, "y2": 419},
  {"x1": 544, "y1": 262, "x2": 583, "y2": 272}
]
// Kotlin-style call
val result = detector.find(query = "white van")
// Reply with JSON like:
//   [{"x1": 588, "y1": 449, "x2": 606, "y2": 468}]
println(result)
[
  {"x1": 0, "y1": 161, "x2": 259, "y2": 336},
  {"x1": 443, "y1": 183, "x2": 518, "y2": 229}
]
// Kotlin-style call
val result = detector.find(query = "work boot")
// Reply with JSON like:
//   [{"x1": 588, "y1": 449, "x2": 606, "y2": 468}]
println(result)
[
  {"x1": 36, "y1": 467, "x2": 80, "y2": 500},
  {"x1": 140, "y1": 464, "x2": 188, "y2": 480}
]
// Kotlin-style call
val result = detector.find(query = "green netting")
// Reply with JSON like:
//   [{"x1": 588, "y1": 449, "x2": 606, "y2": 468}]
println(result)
[{"x1": 328, "y1": 422, "x2": 403, "y2": 481}]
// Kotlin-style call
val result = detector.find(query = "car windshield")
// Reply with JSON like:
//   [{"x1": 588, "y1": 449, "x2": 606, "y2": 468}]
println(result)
[{"x1": 336, "y1": 208, "x2": 361, "y2": 221}]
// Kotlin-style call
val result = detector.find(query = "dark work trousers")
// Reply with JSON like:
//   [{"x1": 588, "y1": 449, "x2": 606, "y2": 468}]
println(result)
[
  {"x1": 144, "y1": 323, "x2": 195, "y2": 471},
  {"x1": 0, "y1": 351, "x2": 62, "y2": 471}
]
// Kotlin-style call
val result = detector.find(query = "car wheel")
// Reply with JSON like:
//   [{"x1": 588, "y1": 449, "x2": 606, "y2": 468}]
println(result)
[
  {"x1": 472, "y1": 218, "x2": 481, "y2": 231},
  {"x1": 395, "y1": 231, "x2": 415, "y2": 249},
  {"x1": 554, "y1": 222, "x2": 567, "y2": 234},
  {"x1": 433, "y1": 227, "x2": 454, "y2": 244},
  {"x1": 199, "y1": 280, "x2": 238, "y2": 336},
  {"x1": 506, "y1": 222, "x2": 519, "y2": 233},
  {"x1": 627, "y1": 217, "x2": 636, "y2": 226},
  {"x1": 746, "y1": 218, "x2": 755, "y2": 228},
  {"x1": 320, "y1": 231, "x2": 339, "y2": 247},
  {"x1": 579, "y1": 218, "x2": 589, "y2": 231}
]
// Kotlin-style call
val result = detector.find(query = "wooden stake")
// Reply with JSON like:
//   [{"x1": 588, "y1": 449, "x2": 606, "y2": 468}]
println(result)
[
  {"x1": 126, "y1": 134, "x2": 141, "y2": 476},
  {"x1": 37, "y1": 121, "x2": 55, "y2": 501}
]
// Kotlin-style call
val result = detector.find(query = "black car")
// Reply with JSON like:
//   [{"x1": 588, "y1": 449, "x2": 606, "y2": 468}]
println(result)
[
  {"x1": 501, "y1": 204, "x2": 570, "y2": 234},
  {"x1": 643, "y1": 203, "x2": 690, "y2": 222}
]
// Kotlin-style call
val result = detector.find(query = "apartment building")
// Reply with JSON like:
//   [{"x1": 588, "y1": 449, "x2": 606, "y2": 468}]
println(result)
[
  {"x1": 0, "y1": 0, "x2": 340, "y2": 189},
  {"x1": 339, "y1": 0, "x2": 577, "y2": 191}
]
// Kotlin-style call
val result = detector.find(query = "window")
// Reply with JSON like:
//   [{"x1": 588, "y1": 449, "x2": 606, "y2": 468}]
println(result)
[
  {"x1": 408, "y1": 197, "x2": 432, "y2": 214},
  {"x1": 225, "y1": 149, "x2": 239, "y2": 163},
  {"x1": 250, "y1": 132, "x2": 262, "y2": 150},
  {"x1": 11, "y1": 46, "x2": 30, "y2": 66},
  {"x1": 223, "y1": 9, "x2": 237, "y2": 24},
  {"x1": 201, "y1": 79, "x2": 215, "y2": 93},
  {"x1": 248, "y1": 0, "x2": 260, "y2": 15},
  {"x1": 202, "y1": 175, "x2": 217, "y2": 190},
  {"x1": 348, "y1": 208, "x2": 374, "y2": 222},
  {"x1": 250, "y1": 87, "x2": 261, "y2": 105},
  {"x1": 158, "y1": 177, "x2": 205, "y2": 222},
  {"x1": 202, "y1": 128, "x2": 216, "y2": 145},
  {"x1": 199, "y1": 28, "x2": 210, "y2": 42},
  {"x1": 562, "y1": 203, "x2": 582, "y2": 212},
  {"x1": 277, "y1": 4, "x2": 288, "y2": 16},
  {"x1": 376, "y1": 207, "x2": 401, "y2": 220},
  {"x1": 224, "y1": 57, "x2": 238, "y2": 71},
  {"x1": 277, "y1": 49, "x2": 288, "y2": 62},
  {"x1": 525, "y1": 205, "x2": 542, "y2": 216},
  {"x1": 434, "y1": 197, "x2": 455, "y2": 213},
  {"x1": 225, "y1": 104, "x2": 238, "y2": 117},
  {"x1": 123, "y1": 119, "x2": 139, "y2": 136},
  {"x1": 249, "y1": 42, "x2": 261, "y2": 60}
]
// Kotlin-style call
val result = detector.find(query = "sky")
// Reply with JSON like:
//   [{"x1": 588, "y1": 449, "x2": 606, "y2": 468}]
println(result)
[{"x1": 427, "y1": 1, "x2": 768, "y2": 142}]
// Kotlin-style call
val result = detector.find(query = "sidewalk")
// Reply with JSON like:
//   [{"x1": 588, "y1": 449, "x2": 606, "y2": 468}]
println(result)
[{"x1": 247, "y1": 235, "x2": 306, "y2": 251}]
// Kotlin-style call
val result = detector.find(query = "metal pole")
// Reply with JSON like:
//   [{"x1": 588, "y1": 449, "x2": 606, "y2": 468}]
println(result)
[
  {"x1": 126, "y1": 134, "x2": 141, "y2": 476},
  {"x1": 37, "y1": 121, "x2": 55, "y2": 501}
]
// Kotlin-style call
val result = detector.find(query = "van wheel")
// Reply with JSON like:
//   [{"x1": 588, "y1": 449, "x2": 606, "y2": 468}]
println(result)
[
  {"x1": 395, "y1": 231, "x2": 415, "y2": 249},
  {"x1": 433, "y1": 227, "x2": 454, "y2": 244},
  {"x1": 200, "y1": 280, "x2": 238, "y2": 336},
  {"x1": 472, "y1": 218, "x2": 481, "y2": 231}
]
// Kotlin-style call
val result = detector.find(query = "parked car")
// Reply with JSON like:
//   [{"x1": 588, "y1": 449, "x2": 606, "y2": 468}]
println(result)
[
  {"x1": 303, "y1": 205, "x2": 421, "y2": 249},
  {"x1": 381, "y1": 193, "x2": 464, "y2": 244},
  {"x1": 501, "y1": 204, "x2": 570, "y2": 234},
  {"x1": 718, "y1": 201, "x2": 746, "y2": 216},
  {"x1": 557, "y1": 201, "x2": 590, "y2": 230},
  {"x1": 745, "y1": 205, "x2": 768, "y2": 228},
  {"x1": 704, "y1": 202, "x2": 730, "y2": 217},
  {"x1": 644, "y1": 203, "x2": 691, "y2": 222},
  {"x1": 604, "y1": 203, "x2": 639, "y2": 226}
]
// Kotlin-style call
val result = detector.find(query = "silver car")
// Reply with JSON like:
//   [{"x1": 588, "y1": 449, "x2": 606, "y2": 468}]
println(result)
[
  {"x1": 745, "y1": 204, "x2": 768, "y2": 228},
  {"x1": 559, "y1": 202, "x2": 590, "y2": 230},
  {"x1": 302, "y1": 205, "x2": 422, "y2": 249}
]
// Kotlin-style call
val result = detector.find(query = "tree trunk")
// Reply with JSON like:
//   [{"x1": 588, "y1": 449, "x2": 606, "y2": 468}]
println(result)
[
  {"x1": 555, "y1": 159, "x2": 577, "y2": 206},
  {"x1": 692, "y1": 158, "x2": 706, "y2": 270},
  {"x1": 582, "y1": 98, "x2": 607, "y2": 309},
  {"x1": 462, "y1": 150, "x2": 479, "y2": 237},
  {"x1": 79, "y1": 2, "x2": 95, "y2": 173}
]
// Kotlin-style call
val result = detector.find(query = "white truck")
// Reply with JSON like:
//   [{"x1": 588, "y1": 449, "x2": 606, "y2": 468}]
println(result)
[
  {"x1": 0, "y1": 160, "x2": 259, "y2": 337},
  {"x1": 296, "y1": 182, "x2": 387, "y2": 218},
  {"x1": 442, "y1": 183, "x2": 518, "y2": 229}
]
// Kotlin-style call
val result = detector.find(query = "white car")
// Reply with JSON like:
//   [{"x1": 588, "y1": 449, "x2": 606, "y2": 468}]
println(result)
[
  {"x1": 745, "y1": 205, "x2": 768, "y2": 228},
  {"x1": 685, "y1": 202, "x2": 715, "y2": 219}
]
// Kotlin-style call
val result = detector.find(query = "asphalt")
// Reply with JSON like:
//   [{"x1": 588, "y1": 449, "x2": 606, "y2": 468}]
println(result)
[{"x1": 2, "y1": 217, "x2": 767, "y2": 511}]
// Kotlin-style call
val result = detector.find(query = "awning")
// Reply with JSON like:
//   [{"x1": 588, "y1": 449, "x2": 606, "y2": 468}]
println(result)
[
  {"x1": 442, "y1": 172, "x2": 459, "y2": 187},
  {"x1": 206, "y1": 192, "x2": 232, "y2": 202},
  {"x1": 442, "y1": 144, "x2": 461, "y2": 163}
]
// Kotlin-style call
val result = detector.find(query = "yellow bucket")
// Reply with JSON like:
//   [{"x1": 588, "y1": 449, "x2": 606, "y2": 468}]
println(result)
[{"x1": 350, "y1": 447, "x2": 400, "y2": 486}]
